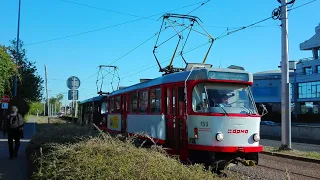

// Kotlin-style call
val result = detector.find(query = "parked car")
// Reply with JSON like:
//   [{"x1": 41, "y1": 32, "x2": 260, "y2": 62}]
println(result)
[
  {"x1": 57, "y1": 112, "x2": 64, "y2": 118},
  {"x1": 260, "y1": 121, "x2": 276, "y2": 125}
]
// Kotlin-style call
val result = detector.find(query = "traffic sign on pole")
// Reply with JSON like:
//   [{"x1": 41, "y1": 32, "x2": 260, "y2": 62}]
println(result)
[
  {"x1": 1, "y1": 103, "x2": 9, "y2": 109},
  {"x1": 2, "y1": 95, "x2": 10, "y2": 103},
  {"x1": 67, "y1": 76, "x2": 81, "y2": 90},
  {"x1": 68, "y1": 90, "x2": 79, "y2": 100}
]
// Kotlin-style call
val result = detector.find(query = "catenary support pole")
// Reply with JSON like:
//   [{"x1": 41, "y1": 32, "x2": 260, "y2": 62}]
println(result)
[
  {"x1": 280, "y1": 0, "x2": 291, "y2": 149},
  {"x1": 45, "y1": 65, "x2": 50, "y2": 123}
]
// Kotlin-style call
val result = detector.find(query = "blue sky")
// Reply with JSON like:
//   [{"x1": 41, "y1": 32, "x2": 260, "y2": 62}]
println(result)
[{"x1": 1, "y1": 0, "x2": 319, "y2": 104}]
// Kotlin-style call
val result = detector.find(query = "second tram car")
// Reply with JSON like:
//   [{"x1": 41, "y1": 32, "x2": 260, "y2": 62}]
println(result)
[
  {"x1": 105, "y1": 63, "x2": 263, "y2": 173},
  {"x1": 78, "y1": 95, "x2": 108, "y2": 129}
]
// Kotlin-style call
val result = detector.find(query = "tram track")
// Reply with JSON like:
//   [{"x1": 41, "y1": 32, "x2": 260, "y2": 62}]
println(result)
[
  {"x1": 226, "y1": 153, "x2": 320, "y2": 180},
  {"x1": 257, "y1": 164, "x2": 320, "y2": 179}
]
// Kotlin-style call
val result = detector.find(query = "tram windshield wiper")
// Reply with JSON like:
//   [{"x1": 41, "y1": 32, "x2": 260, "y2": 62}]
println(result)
[
  {"x1": 217, "y1": 105, "x2": 228, "y2": 116},
  {"x1": 240, "y1": 107, "x2": 252, "y2": 116}
]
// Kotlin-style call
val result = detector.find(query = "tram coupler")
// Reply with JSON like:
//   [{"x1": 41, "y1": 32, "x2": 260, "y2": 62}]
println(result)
[{"x1": 235, "y1": 158, "x2": 256, "y2": 167}]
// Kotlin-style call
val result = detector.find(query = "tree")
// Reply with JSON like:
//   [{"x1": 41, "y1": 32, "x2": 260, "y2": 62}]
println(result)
[
  {"x1": 29, "y1": 102, "x2": 44, "y2": 115},
  {"x1": 49, "y1": 97, "x2": 57, "y2": 114},
  {"x1": 56, "y1": 93, "x2": 63, "y2": 103},
  {"x1": 48, "y1": 93, "x2": 64, "y2": 114},
  {"x1": 0, "y1": 46, "x2": 18, "y2": 98},
  {"x1": 6, "y1": 39, "x2": 43, "y2": 102},
  {"x1": 56, "y1": 93, "x2": 64, "y2": 111}
]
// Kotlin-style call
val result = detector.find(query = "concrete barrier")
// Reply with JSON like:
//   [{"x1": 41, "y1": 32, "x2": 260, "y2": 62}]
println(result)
[{"x1": 260, "y1": 124, "x2": 320, "y2": 144}]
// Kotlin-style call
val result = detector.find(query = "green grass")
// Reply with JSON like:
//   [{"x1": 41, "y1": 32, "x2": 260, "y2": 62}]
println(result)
[
  {"x1": 263, "y1": 146, "x2": 320, "y2": 160},
  {"x1": 24, "y1": 114, "x2": 43, "y2": 123},
  {"x1": 27, "y1": 124, "x2": 247, "y2": 180}
]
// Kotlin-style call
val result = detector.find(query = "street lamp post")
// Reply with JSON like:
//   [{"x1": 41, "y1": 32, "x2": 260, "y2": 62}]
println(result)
[{"x1": 13, "y1": 0, "x2": 21, "y2": 97}]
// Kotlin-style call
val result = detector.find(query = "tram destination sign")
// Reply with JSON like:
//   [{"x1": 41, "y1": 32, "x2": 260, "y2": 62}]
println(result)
[{"x1": 208, "y1": 71, "x2": 249, "y2": 81}]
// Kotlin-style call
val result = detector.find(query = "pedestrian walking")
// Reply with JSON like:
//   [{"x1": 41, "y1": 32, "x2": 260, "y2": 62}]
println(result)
[{"x1": 4, "y1": 106, "x2": 24, "y2": 159}]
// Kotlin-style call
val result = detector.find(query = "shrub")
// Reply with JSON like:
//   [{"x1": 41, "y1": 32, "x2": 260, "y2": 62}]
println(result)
[
  {"x1": 26, "y1": 124, "x2": 98, "y2": 156},
  {"x1": 26, "y1": 125, "x2": 225, "y2": 180}
]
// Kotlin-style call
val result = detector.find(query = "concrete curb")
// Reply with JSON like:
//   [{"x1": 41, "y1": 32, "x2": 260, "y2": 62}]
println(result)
[{"x1": 261, "y1": 151, "x2": 320, "y2": 164}]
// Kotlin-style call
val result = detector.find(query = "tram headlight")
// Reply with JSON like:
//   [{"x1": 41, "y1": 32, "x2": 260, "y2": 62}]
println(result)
[
  {"x1": 216, "y1": 133, "x2": 224, "y2": 141},
  {"x1": 253, "y1": 133, "x2": 260, "y2": 142}
]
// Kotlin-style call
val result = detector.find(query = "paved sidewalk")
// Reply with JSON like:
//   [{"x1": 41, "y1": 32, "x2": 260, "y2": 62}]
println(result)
[
  {"x1": 260, "y1": 138, "x2": 320, "y2": 152},
  {"x1": 0, "y1": 118, "x2": 36, "y2": 180}
]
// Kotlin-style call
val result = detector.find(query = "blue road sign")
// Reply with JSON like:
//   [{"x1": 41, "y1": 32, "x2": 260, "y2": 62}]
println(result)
[
  {"x1": 1, "y1": 103, "x2": 8, "y2": 109},
  {"x1": 67, "y1": 76, "x2": 81, "y2": 90},
  {"x1": 68, "y1": 90, "x2": 79, "y2": 100}
]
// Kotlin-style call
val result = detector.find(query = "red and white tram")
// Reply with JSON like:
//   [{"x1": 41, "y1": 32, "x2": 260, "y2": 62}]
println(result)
[{"x1": 105, "y1": 63, "x2": 263, "y2": 173}]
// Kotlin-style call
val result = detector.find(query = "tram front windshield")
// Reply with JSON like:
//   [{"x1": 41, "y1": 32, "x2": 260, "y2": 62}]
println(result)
[{"x1": 192, "y1": 82, "x2": 258, "y2": 115}]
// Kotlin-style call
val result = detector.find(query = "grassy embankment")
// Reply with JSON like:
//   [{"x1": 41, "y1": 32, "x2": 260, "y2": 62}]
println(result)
[
  {"x1": 263, "y1": 146, "x2": 320, "y2": 160},
  {"x1": 26, "y1": 123, "x2": 248, "y2": 180}
]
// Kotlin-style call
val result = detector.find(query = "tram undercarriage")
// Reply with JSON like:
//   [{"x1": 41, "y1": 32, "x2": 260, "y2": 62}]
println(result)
[{"x1": 188, "y1": 150, "x2": 259, "y2": 177}]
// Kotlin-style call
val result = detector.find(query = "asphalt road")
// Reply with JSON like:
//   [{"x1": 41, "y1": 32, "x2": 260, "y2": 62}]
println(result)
[{"x1": 0, "y1": 118, "x2": 36, "y2": 180}]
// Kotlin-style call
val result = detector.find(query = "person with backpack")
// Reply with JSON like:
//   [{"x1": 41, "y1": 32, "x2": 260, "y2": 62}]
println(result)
[{"x1": 4, "y1": 106, "x2": 24, "y2": 159}]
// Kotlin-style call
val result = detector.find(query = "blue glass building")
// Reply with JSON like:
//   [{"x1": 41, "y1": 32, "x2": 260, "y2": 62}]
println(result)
[{"x1": 251, "y1": 22, "x2": 320, "y2": 122}]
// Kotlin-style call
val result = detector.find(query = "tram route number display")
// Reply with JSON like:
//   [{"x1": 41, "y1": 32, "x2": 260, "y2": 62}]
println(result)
[{"x1": 110, "y1": 116, "x2": 119, "y2": 129}]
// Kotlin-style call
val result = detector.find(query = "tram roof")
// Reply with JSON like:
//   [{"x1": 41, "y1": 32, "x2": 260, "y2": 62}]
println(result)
[
  {"x1": 110, "y1": 67, "x2": 252, "y2": 96},
  {"x1": 80, "y1": 95, "x2": 108, "y2": 104}
]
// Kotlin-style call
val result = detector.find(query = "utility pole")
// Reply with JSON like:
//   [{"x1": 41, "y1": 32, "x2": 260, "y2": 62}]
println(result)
[
  {"x1": 280, "y1": 0, "x2": 291, "y2": 150},
  {"x1": 65, "y1": 92, "x2": 67, "y2": 114},
  {"x1": 43, "y1": 98, "x2": 46, "y2": 117},
  {"x1": 13, "y1": 0, "x2": 22, "y2": 97},
  {"x1": 45, "y1": 65, "x2": 50, "y2": 123}
]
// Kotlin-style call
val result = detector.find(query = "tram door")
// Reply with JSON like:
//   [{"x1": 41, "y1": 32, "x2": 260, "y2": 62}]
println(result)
[
  {"x1": 121, "y1": 94, "x2": 128, "y2": 133},
  {"x1": 165, "y1": 86, "x2": 187, "y2": 158}
]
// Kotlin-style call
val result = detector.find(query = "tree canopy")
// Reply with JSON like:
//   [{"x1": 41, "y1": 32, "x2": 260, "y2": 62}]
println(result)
[
  {"x1": 6, "y1": 39, "x2": 44, "y2": 102},
  {"x1": 29, "y1": 101, "x2": 44, "y2": 115},
  {"x1": 0, "y1": 46, "x2": 17, "y2": 98}
]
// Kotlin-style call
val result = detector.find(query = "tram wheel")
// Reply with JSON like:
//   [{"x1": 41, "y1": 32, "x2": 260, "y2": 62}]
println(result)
[{"x1": 216, "y1": 170, "x2": 228, "y2": 178}]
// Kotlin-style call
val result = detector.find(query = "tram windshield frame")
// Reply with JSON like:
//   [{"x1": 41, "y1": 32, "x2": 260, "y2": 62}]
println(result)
[{"x1": 192, "y1": 82, "x2": 258, "y2": 115}]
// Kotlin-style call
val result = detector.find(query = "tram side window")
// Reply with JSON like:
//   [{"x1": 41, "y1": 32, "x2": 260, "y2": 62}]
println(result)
[
  {"x1": 130, "y1": 92, "x2": 137, "y2": 113},
  {"x1": 192, "y1": 84, "x2": 206, "y2": 112},
  {"x1": 139, "y1": 90, "x2": 148, "y2": 113},
  {"x1": 150, "y1": 88, "x2": 161, "y2": 113},
  {"x1": 114, "y1": 96, "x2": 121, "y2": 113},
  {"x1": 101, "y1": 102, "x2": 107, "y2": 114},
  {"x1": 109, "y1": 98, "x2": 115, "y2": 113}
]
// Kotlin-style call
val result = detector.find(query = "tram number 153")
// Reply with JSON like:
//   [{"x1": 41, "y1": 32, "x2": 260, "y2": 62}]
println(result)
[{"x1": 200, "y1": 121, "x2": 208, "y2": 127}]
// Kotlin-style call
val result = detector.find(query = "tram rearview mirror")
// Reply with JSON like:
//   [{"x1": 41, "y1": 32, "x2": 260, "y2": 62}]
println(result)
[
  {"x1": 202, "y1": 93, "x2": 206, "y2": 100},
  {"x1": 259, "y1": 103, "x2": 268, "y2": 117}
]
